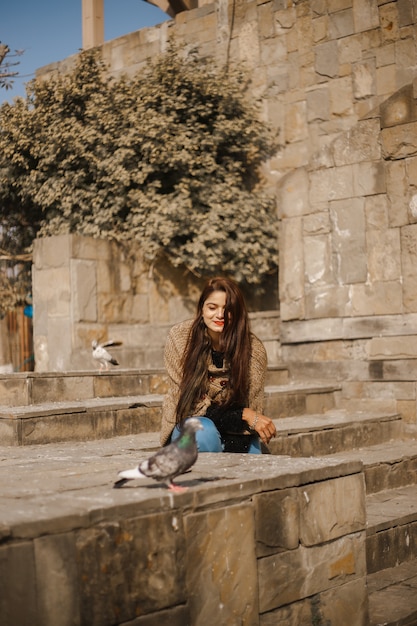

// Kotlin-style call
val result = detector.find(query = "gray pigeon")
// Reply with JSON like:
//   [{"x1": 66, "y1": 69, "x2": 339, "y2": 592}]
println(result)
[
  {"x1": 92, "y1": 339, "x2": 122, "y2": 371},
  {"x1": 113, "y1": 417, "x2": 204, "y2": 492}
]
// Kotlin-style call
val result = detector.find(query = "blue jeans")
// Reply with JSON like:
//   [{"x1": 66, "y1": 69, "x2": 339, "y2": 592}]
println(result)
[{"x1": 171, "y1": 416, "x2": 262, "y2": 454}]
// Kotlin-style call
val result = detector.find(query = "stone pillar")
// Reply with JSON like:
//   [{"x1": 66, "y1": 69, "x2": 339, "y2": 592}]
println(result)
[{"x1": 82, "y1": 0, "x2": 104, "y2": 50}]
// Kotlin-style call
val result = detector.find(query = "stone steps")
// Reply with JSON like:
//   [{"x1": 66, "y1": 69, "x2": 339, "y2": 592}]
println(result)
[
  {"x1": 0, "y1": 394, "x2": 165, "y2": 446},
  {"x1": 368, "y1": 560, "x2": 417, "y2": 626},
  {"x1": 0, "y1": 365, "x2": 291, "y2": 406},
  {"x1": 1, "y1": 367, "x2": 416, "y2": 623},
  {"x1": 267, "y1": 408, "x2": 417, "y2": 626},
  {"x1": 0, "y1": 377, "x2": 341, "y2": 446},
  {"x1": 269, "y1": 409, "x2": 403, "y2": 456},
  {"x1": 367, "y1": 485, "x2": 417, "y2": 625},
  {"x1": 366, "y1": 484, "x2": 417, "y2": 574}
]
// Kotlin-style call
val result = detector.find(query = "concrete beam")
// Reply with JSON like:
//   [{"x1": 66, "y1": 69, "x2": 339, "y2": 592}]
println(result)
[{"x1": 82, "y1": 0, "x2": 104, "y2": 49}]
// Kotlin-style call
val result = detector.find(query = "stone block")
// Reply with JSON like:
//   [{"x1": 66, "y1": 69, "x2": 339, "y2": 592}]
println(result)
[
  {"x1": 239, "y1": 20, "x2": 261, "y2": 67},
  {"x1": 71, "y1": 234, "x2": 114, "y2": 261},
  {"x1": 329, "y1": 164, "x2": 355, "y2": 201},
  {"x1": 366, "y1": 520, "x2": 417, "y2": 573},
  {"x1": 0, "y1": 541, "x2": 40, "y2": 626},
  {"x1": 34, "y1": 532, "x2": 80, "y2": 626},
  {"x1": 70, "y1": 259, "x2": 97, "y2": 322},
  {"x1": 93, "y1": 372, "x2": 147, "y2": 397},
  {"x1": 31, "y1": 375, "x2": 94, "y2": 403},
  {"x1": 305, "y1": 284, "x2": 349, "y2": 316},
  {"x1": 401, "y1": 225, "x2": 417, "y2": 313},
  {"x1": 304, "y1": 234, "x2": 333, "y2": 285},
  {"x1": 386, "y1": 160, "x2": 409, "y2": 226},
  {"x1": 286, "y1": 100, "x2": 308, "y2": 143},
  {"x1": 130, "y1": 293, "x2": 150, "y2": 323},
  {"x1": 258, "y1": 1, "x2": 275, "y2": 38},
  {"x1": 353, "y1": 60, "x2": 375, "y2": 99},
  {"x1": 309, "y1": 168, "x2": 332, "y2": 203},
  {"x1": 76, "y1": 515, "x2": 186, "y2": 624},
  {"x1": 279, "y1": 217, "x2": 305, "y2": 321},
  {"x1": 306, "y1": 86, "x2": 329, "y2": 123},
  {"x1": 376, "y1": 41, "x2": 395, "y2": 67},
  {"x1": 131, "y1": 605, "x2": 191, "y2": 626},
  {"x1": 312, "y1": 14, "x2": 328, "y2": 43},
  {"x1": 255, "y1": 488, "x2": 300, "y2": 556},
  {"x1": 364, "y1": 194, "x2": 389, "y2": 230},
  {"x1": 258, "y1": 532, "x2": 366, "y2": 612},
  {"x1": 184, "y1": 504, "x2": 258, "y2": 625},
  {"x1": 379, "y1": 2, "x2": 400, "y2": 43},
  {"x1": 299, "y1": 474, "x2": 366, "y2": 546},
  {"x1": 33, "y1": 235, "x2": 71, "y2": 269},
  {"x1": 32, "y1": 267, "x2": 71, "y2": 317},
  {"x1": 367, "y1": 228, "x2": 401, "y2": 281},
  {"x1": 264, "y1": 390, "x2": 307, "y2": 418},
  {"x1": 329, "y1": 7, "x2": 354, "y2": 38},
  {"x1": 332, "y1": 119, "x2": 380, "y2": 166},
  {"x1": 20, "y1": 411, "x2": 110, "y2": 445},
  {"x1": 397, "y1": 399, "x2": 417, "y2": 424},
  {"x1": 34, "y1": 335, "x2": 49, "y2": 373},
  {"x1": 315, "y1": 40, "x2": 338, "y2": 78},
  {"x1": 376, "y1": 63, "x2": 397, "y2": 97},
  {"x1": 382, "y1": 121, "x2": 417, "y2": 160},
  {"x1": 365, "y1": 453, "x2": 417, "y2": 493},
  {"x1": 0, "y1": 418, "x2": 20, "y2": 445},
  {"x1": 380, "y1": 84, "x2": 417, "y2": 129},
  {"x1": 330, "y1": 198, "x2": 367, "y2": 284},
  {"x1": 278, "y1": 168, "x2": 310, "y2": 219},
  {"x1": 349, "y1": 281, "x2": 403, "y2": 316},
  {"x1": 369, "y1": 335, "x2": 417, "y2": 360},
  {"x1": 397, "y1": 0, "x2": 414, "y2": 26},
  {"x1": 260, "y1": 576, "x2": 369, "y2": 625},
  {"x1": 305, "y1": 390, "x2": 336, "y2": 413},
  {"x1": 0, "y1": 377, "x2": 29, "y2": 406},
  {"x1": 46, "y1": 317, "x2": 73, "y2": 371},
  {"x1": 353, "y1": 161, "x2": 386, "y2": 197},
  {"x1": 352, "y1": 0, "x2": 379, "y2": 32},
  {"x1": 115, "y1": 406, "x2": 162, "y2": 435},
  {"x1": 329, "y1": 77, "x2": 354, "y2": 117},
  {"x1": 303, "y1": 211, "x2": 331, "y2": 235},
  {"x1": 296, "y1": 15, "x2": 314, "y2": 54},
  {"x1": 338, "y1": 33, "x2": 362, "y2": 65}
]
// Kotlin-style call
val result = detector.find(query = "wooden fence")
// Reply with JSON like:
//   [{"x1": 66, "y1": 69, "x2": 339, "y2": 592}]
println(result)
[{"x1": 6, "y1": 306, "x2": 34, "y2": 371}]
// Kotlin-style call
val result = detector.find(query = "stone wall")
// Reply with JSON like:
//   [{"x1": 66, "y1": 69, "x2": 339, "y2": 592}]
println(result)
[
  {"x1": 35, "y1": 0, "x2": 417, "y2": 416},
  {"x1": 32, "y1": 235, "x2": 280, "y2": 371},
  {"x1": 0, "y1": 453, "x2": 368, "y2": 625},
  {"x1": 278, "y1": 80, "x2": 417, "y2": 422}
]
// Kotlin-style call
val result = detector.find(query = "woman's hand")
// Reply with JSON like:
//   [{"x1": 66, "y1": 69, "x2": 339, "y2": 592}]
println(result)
[{"x1": 243, "y1": 409, "x2": 277, "y2": 445}]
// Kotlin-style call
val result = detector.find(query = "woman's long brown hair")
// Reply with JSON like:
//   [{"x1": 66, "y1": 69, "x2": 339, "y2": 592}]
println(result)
[{"x1": 175, "y1": 277, "x2": 252, "y2": 423}]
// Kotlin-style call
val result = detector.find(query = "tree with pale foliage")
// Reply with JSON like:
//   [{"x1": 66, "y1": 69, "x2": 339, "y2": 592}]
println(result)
[
  {"x1": 0, "y1": 45, "x2": 279, "y2": 313},
  {"x1": 0, "y1": 42, "x2": 23, "y2": 90}
]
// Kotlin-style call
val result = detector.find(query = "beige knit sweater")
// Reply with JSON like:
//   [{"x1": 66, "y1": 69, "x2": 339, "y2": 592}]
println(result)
[{"x1": 160, "y1": 318, "x2": 267, "y2": 446}]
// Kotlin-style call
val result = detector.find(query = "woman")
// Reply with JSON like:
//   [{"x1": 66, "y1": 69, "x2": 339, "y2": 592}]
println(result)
[{"x1": 161, "y1": 276, "x2": 277, "y2": 453}]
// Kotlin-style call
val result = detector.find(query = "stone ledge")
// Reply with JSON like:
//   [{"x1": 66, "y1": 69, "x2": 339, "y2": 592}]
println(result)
[
  {"x1": 273, "y1": 409, "x2": 401, "y2": 435},
  {"x1": 366, "y1": 484, "x2": 417, "y2": 533},
  {"x1": 368, "y1": 561, "x2": 417, "y2": 626},
  {"x1": 0, "y1": 437, "x2": 363, "y2": 539},
  {"x1": 0, "y1": 439, "x2": 368, "y2": 625},
  {"x1": 0, "y1": 394, "x2": 165, "y2": 419},
  {"x1": 281, "y1": 313, "x2": 417, "y2": 344}
]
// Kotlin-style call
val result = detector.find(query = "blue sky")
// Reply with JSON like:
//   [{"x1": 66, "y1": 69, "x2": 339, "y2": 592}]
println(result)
[{"x1": 1, "y1": 0, "x2": 170, "y2": 104}]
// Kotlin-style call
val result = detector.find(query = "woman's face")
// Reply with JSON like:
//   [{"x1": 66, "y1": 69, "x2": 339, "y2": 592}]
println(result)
[{"x1": 202, "y1": 290, "x2": 227, "y2": 342}]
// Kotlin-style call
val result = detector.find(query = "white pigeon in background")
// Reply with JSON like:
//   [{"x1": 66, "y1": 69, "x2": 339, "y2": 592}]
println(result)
[{"x1": 92, "y1": 339, "x2": 122, "y2": 371}]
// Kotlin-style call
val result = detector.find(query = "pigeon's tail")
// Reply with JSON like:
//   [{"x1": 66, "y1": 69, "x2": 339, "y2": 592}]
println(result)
[
  {"x1": 113, "y1": 477, "x2": 130, "y2": 489},
  {"x1": 110, "y1": 358, "x2": 119, "y2": 366},
  {"x1": 113, "y1": 466, "x2": 146, "y2": 488}
]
